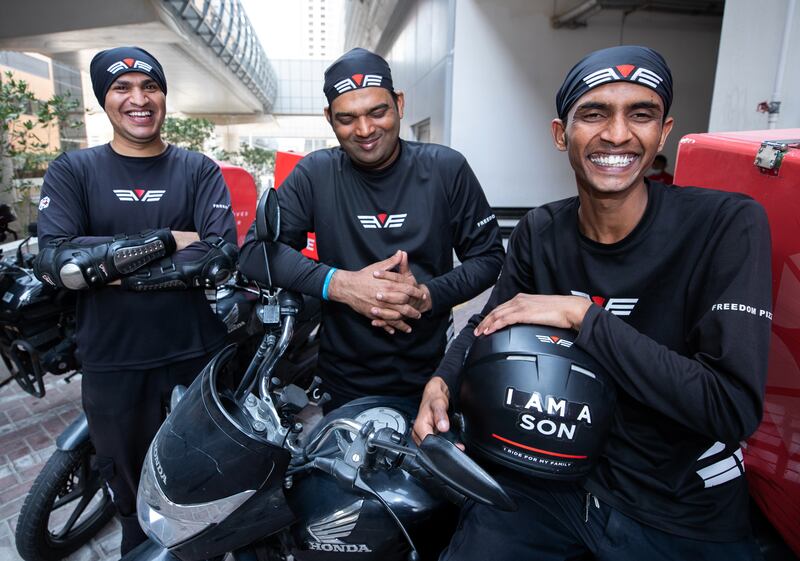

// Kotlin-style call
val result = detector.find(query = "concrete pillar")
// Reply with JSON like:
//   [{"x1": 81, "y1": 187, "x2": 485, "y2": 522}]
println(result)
[{"x1": 709, "y1": 0, "x2": 800, "y2": 132}]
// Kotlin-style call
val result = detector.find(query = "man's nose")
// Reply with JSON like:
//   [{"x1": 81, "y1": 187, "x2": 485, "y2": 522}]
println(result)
[
  {"x1": 354, "y1": 116, "x2": 374, "y2": 137},
  {"x1": 600, "y1": 113, "x2": 633, "y2": 145},
  {"x1": 129, "y1": 87, "x2": 148, "y2": 106}
]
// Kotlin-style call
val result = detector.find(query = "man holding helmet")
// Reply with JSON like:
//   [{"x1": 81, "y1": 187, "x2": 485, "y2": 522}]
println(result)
[{"x1": 415, "y1": 46, "x2": 771, "y2": 559}]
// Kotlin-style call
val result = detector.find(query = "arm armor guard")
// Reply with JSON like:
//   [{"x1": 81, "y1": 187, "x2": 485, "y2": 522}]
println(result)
[
  {"x1": 121, "y1": 236, "x2": 238, "y2": 291},
  {"x1": 33, "y1": 229, "x2": 176, "y2": 290}
]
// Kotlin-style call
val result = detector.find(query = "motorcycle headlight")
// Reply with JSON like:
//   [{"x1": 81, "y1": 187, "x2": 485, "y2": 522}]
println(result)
[{"x1": 137, "y1": 442, "x2": 255, "y2": 548}]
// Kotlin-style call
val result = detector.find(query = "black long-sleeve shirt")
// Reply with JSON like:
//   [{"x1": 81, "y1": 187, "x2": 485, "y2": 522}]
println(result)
[
  {"x1": 239, "y1": 140, "x2": 504, "y2": 400},
  {"x1": 37, "y1": 144, "x2": 237, "y2": 371},
  {"x1": 439, "y1": 181, "x2": 772, "y2": 541}
]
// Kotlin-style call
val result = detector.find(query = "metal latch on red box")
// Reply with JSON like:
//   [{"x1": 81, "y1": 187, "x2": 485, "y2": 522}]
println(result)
[{"x1": 754, "y1": 139, "x2": 800, "y2": 175}]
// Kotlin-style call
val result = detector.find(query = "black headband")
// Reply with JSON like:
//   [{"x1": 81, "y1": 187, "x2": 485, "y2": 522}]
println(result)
[
  {"x1": 323, "y1": 48, "x2": 394, "y2": 105},
  {"x1": 90, "y1": 46, "x2": 167, "y2": 108},
  {"x1": 556, "y1": 46, "x2": 673, "y2": 121}
]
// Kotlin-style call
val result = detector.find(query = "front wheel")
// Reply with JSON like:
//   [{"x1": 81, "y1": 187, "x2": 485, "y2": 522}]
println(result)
[{"x1": 15, "y1": 443, "x2": 115, "y2": 561}]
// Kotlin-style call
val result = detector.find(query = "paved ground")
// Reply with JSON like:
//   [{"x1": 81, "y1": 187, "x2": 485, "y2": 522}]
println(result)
[
  {"x1": 0, "y1": 368, "x2": 123, "y2": 561},
  {"x1": 0, "y1": 289, "x2": 490, "y2": 561}
]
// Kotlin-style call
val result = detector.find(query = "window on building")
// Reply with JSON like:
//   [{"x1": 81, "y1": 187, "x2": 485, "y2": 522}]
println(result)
[{"x1": 413, "y1": 118, "x2": 431, "y2": 143}]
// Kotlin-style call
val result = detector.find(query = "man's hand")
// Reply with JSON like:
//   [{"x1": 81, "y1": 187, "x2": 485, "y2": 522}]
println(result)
[
  {"x1": 328, "y1": 251, "x2": 427, "y2": 334},
  {"x1": 474, "y1": 294, "x2": 592, "y2": 336},
  {"x1": 370, "y1": 250, "x2": 432, "y2": 333},
  {"x1": 108, "y1": 231, "x2": 200, "y2": 287},
  {"x1": 172, "y1": 231, "x2": 200, "y2": 251},
  {"x1": 412, "y1": 376, "x2": 451, "y2": 445},
  {"x1": 372, "y1": 250, "x2": 432, "y2": 313}
]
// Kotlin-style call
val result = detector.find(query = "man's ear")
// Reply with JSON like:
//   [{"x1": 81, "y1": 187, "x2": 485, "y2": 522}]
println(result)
[
  {"x1": 657, "y1": 116, "x2": 675, "y2": 152},
  {"x1": 324, "y1": 106, "x2": 332, "y2": 125},
  {"x1": 395, "y1": 91, "x2": 405, "y2": 119},
  {"x1": 551, "y1": 119, "x2": 567, "y2": 152}
]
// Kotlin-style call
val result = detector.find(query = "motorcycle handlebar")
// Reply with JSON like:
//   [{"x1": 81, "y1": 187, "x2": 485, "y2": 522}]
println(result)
[
  {"x1": 400, "y1": 453, "x2": 467, "y2": 507},
  {"x1": 277, "y1": 290, "x2": 303, "y2": 315}
]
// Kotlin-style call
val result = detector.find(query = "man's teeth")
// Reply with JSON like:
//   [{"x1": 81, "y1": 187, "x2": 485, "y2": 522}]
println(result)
[
  {"x1": 590, "y1": 154, "x2": 636, "y2": 167},
  {"x1": 129, "y1": 111, "x2": 152, "y2": 117}
]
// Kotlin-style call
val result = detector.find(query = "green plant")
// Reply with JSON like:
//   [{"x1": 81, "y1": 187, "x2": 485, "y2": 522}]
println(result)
[
  {"x1": 162, "y1": 116, "x2": 215, "y2": 152},
  {"x1": 212, "y1": 148, "x2": 238, "y2": 163},
  {"x1": 238, "y1": 144, "x2": 275, "y2": 180},
  {"x1": 0, "y1": 71, "x2": 82, "y2": 228}
]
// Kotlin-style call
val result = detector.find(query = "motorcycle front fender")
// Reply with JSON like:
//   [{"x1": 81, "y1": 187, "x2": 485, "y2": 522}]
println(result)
[
  {"x1": 55, "y1": 412, "x2": 90, "y2": 451},
  {"x1": 119, "y1": 538, "x2": 178, "y2": 561}
]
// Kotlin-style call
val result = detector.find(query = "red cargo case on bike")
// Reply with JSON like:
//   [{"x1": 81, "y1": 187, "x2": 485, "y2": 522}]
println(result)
[
  {"x1": 219, "y1": 163, "x2": 257, "y2": 247},
  {"x1": 274, "y1": 151, "x2": 318, "y2": 261},
  {"x1": 674, "y1": 129, "x2": 800, "y2": 556}
]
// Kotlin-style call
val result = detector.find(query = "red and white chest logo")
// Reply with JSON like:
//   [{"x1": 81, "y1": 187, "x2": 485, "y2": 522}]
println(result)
[
  {"x1": 535, "y1": 334, "x2": 574, "y2": 347},
  {"x1": 113, "y1": 189, "x2": 166, "y2": 202},
  {"x1": 571, "y1": 291, "x2": 639, "y2": 316},
  {"x1": 357, "y1": 213, "x2": 407, "y2": 229}
]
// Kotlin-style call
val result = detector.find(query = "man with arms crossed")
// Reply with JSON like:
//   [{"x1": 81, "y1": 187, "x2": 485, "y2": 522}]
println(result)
[
  {"x1": 415, "y1": 46, "x2": 771, "y2": 560},
  {"x1": 239, "y1": 48, "x2": 504, "y2": 409},
  {"x1": 34, "y1": 47, "x2": 237, "y2": 554}
]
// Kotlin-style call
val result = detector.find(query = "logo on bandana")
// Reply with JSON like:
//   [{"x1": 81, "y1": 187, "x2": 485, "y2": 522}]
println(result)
[
  {"x1": 107, "y1": 58, "x2": 153, "y2": 75},
  {"x1": 582, "y1": 64, "x2": 663, "y2": 90},
  {"x1": 113, "y1": 189, "x2": 166, "y2": 202},
  {"x1": 334, "y1": 73, "x2": 383, "y2": 94},
  {"x1": 357, "y1": 213, "x2": 406, "y2": 229},
  {"x1": 38, "y1": 196, "x2": 50, "y2": 211}
]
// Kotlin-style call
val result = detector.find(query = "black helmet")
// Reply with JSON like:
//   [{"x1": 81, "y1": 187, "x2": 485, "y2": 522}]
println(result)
[{"x1": 458, "y1": 324, "x2": 615, "y2": 480}]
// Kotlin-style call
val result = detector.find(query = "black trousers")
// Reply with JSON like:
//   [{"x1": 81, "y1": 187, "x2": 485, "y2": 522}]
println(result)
[
  {"x1": 440, "y1": 476, "x2": 763, "y2": 561},
  {"x1": 82, "y1": 353, "x2": 213, "y2": 555}
]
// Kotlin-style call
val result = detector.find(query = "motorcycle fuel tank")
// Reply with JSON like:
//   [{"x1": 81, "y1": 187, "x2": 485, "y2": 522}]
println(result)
[
  {"x1": 137, "y1": 346, "x2": 295, "y2": 560},
  {"x1": 288, "y1": 396, "x2": 457, "y2": 561}
]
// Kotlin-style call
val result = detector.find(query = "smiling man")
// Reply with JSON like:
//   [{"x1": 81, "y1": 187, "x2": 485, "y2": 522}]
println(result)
[
  {"x1": 33, "y1": 46, "x2": 237, "y2": 554},
  {"x1": 414, "y1": 46, "x2": 772, "y2": 560},
  {"x1": 239, "y1": 48, "x2": 503, "y2": 409}
]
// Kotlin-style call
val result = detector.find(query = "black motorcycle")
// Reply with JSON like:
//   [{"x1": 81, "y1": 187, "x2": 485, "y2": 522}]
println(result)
[
  {"x1": 13, "y1": 223, "x2": 320, "y2": 561},
  {"x1": 5, "y1": 225, "x2": 115, "y2": 561},
  {"x1": 0, "y1": 224, "x2": 79, "y2": 398},
  {"x1": 124, "y1": 189, "x2": 515, "y2": 561}
]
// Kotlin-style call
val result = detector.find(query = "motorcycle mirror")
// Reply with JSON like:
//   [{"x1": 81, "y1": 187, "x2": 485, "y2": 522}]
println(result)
[
  {"x1": 416, "y1": 435, "x2": 516, "y2": 511},
  {"x1": 255, "y1": 188, "x2": 280, "y2": 242},
  {"x1": 16, "y1": 235, "x2": 32, "y2": 268},
  {"x1": 28, "y1": 222, "x2": 37, "y2": 236}
]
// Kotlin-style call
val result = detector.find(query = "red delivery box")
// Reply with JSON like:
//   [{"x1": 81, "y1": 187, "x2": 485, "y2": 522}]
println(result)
[
  {"x1": 675, "y1": 129, "x2": 800, "y2": 556},
  {"x1": 274, "y1": 151, "x2": 318, "y2": 261},
  {"x1": 218, "y1": 162, "x2": 257, "y2": 247}
]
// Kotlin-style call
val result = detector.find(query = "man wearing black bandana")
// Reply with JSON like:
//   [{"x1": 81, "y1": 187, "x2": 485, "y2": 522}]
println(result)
[
  {"x1": 415, "y1": 46, "x2": 771, "y2": 559},
  {"x1": 33, "y1": 46, "x2": 237, "y2": 554},
  {"x1": 239, "y1": 48, "x2": 503, "y2": 409}
]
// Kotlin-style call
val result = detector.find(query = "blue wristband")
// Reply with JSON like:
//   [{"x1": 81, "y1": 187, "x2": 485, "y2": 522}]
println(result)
[{"x1": 322, "y1": 268, "x2": 337, "y2": 301}]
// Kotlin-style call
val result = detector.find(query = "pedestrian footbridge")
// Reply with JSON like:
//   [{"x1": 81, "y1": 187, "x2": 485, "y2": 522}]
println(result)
[{"x1": 0, "y1": 0, "x2": 277, "y2": 115}]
